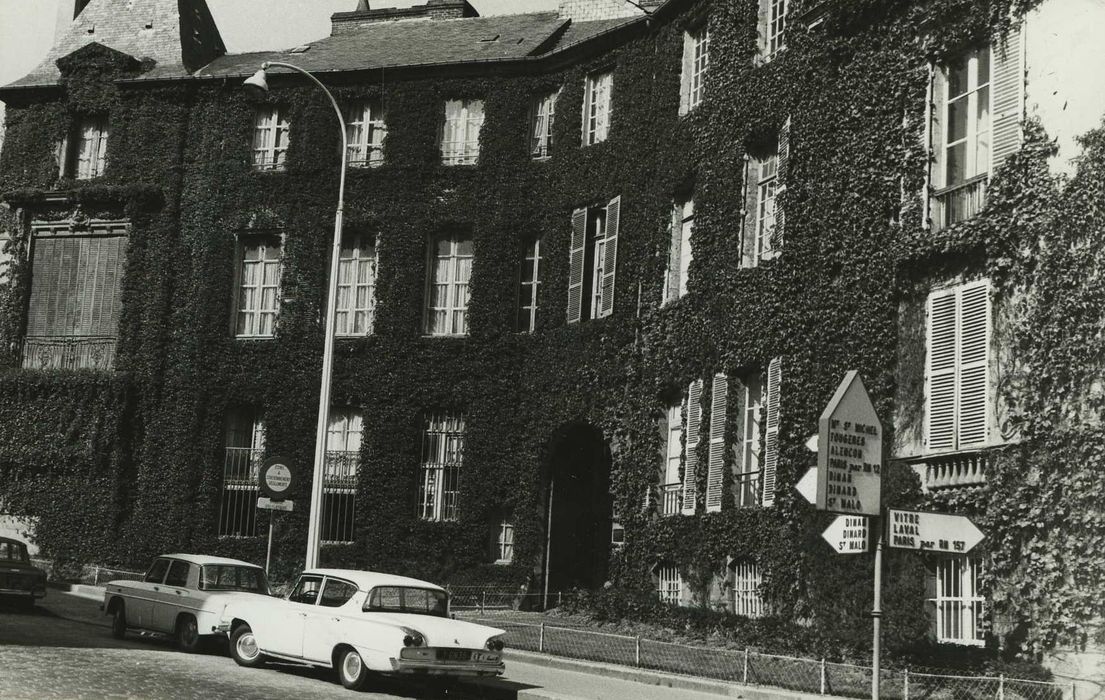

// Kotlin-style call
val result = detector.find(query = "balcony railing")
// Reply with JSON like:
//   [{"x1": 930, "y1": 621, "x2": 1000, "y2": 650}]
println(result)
[
  {"x1": 924, "y1": 451, "x2": 987, "y2": 490},
  {"x1": 931, "y1": 175, "x2": 987, "y2": 231},
  {"x1": 660, "y1": 483, "x2": 683, "y2": 517},
  {"x1": 324, "y1": 450, "x2": 360, "y2": 491},
  {"x1": 22, "y1": 336, "x2": 116, "y2": 370}
]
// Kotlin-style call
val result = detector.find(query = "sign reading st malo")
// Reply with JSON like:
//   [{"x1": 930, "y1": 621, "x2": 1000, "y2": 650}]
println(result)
[{"x1": 816, "y1": 371, "x2": 882, "y2": 516}]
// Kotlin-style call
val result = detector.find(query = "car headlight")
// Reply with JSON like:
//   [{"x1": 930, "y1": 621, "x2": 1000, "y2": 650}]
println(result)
[{"x1": 486, "y1": 637, "x2": 504, "y2": 651}]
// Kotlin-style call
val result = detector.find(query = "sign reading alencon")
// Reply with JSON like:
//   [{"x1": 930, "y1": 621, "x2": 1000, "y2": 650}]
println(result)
[{"x1": 816, "y1": 371, "x2": 882, "y2": 516}]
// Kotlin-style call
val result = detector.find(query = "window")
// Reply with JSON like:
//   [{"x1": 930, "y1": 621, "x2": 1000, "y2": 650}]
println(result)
[
  {"x1": 235, "y1": 236, "x2": 282, "y2": 338},
  {"x1": 758, "y1": 0, "x2": 788, "y2": 63},
  {"x1": 731, "y1": 560, "x2": 764, "y2": 618},
  {"x1": 165, "y1": 560, "x2": 190, "y2": 588},
  {"x1": 441, "y1": 99, "x2": 484, "y2": 165},
  {"x1": 424, "y1": 233, "x2": 473, "y2": 336},
  {"x1": 144, "y1": 559, "x2": 170, "y2": 584},
  {"x1": 660, "y1": 402, "x2": 684, "y2": 517},
  {"x1": 567, "y1": 197, "x2": 620, "y2": 323},
  {"x1": 323, "y1": 410, "x2": 362, "y2": 544},
  {"x1": 22, "y1": 220, "x2": 127, "y2": 370},
  {"x1": 735, "y1": 374, "x2": 764, "y2": 508},
  {"x1": 926, "y1": 280, "x2": 991, "y2": 452},
  {"x1": 219, "y1": 408, "x2": 264, "y2": 538},
  {"x1": 335, "y1": 233, "x2": 377, "y2": 337},
  {"x1": 516, "y1": 238, "x2": 542, "y2": 333},
  {"x1": 680, "y1": 25, "x2": 710, "y2": 114},
  {"x1": 657, "y1": 565, "x2": 682, "y2": 605},
  {"x1": 494, "y1": 521, "x2": 514, "y2": 564},
  {"x1": 364, "y1": 586, "x2": 448, "y2": 617},
  {"x1": 345, "y1": 99, "x2": 386, "y2": 167},
  {"x1": 662, "y1": 197, "x2": 694, "y2": 304},
  {"x1": 931, "y1": 556, "x2": 985, "y2": 645},
  {"x1": 200, "y1": 565, "x2": 268, "y2": 593},
  {"x1": 582, "y1": 70, "x2": 613, "y2": 146},
  {"x1": 0, "y1": 540, "x2": 29, "y2": 563},
  {"x1": 319, "y1": 578, "x2": 359, "y2": 608},
  {"x1": 289, "y1": 575, "x2": 324, "y2": 605},
  {"x1": 58, "y1": 115, "x2": 109, "y2": 179},
  {"x1": 742, "y1": 122, "x2": 789, "y2": 268},
  {"x1": 530, "y1": 90, "x2": 558, "y2": 159},
  {"x1": 418, "y1": 412, "x2": 465, "y2": 522},
  {"x1": 753, "y1": 154, "x2": 778, "y2": 263},
  {"x1": 931, "y1": 48, "x2": 990, "y2": 229},
  {"x1": 251, "y1": 106, "x2": 290, "y2": 171}
]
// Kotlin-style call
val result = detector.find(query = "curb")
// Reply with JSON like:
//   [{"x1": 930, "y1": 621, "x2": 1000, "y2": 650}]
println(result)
[
  {"x1": 505, "y1": 650, "x2": 836, "y2": 700},
  {"x1": 47, "y1": 581, "x2": 105, "y2": 602}
]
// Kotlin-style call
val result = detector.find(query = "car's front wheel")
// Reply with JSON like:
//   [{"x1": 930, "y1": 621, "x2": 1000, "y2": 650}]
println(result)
[
  {"x1": 175, "y1": 614, "x2": 202, "y2": 653},
  {"x1": 338, "y1": 647, "x2": 370, "y2": 690},
  {"x1": 229, "y1": 624, "x2": 266, "y2": 668},
  {"x1": 110, "y1": 603, "x2": 127, "y2": 640}
]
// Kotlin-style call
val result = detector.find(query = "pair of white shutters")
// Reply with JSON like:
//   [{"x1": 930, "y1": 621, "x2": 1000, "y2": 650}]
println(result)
[
  {"x1": 682, "y1": 357, "x2": 781, "y2": 513},
  {"x1": 567, "y1": 196, "x2": 620, "y2": 323},
  {"x1": 926, "y1": 280, "x2": 990, "y2": 451}
]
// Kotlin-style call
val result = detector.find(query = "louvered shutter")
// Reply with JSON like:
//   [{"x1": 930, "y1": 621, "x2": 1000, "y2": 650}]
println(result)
[
  {"x1": 28, "y1": 237, "x2": 56, "y2": 336},
  {"x1": 566, "y1": 208, "x2": 587, "y2": 323},
  {"x1": 706, "y1": 373, "x2": 728, "y2": 512},
  {"x1": 664, "y1": 204, "x2": 680, "y2": 304},
  {"x1": 679, "y1": 32, "x2": 694, "y2": 115},
  {"x1": 990, "y1": 24, "x2": 1024, "y2": 171},
  {"x1": 925, "y1": 61, "x2": 939, "y2": 224},
  {"x1": 682, "y1": 379, "x2": 702, "y2": 514},
  {"x1": 926, "y1": 289, "x2": 958, "y2": 451},
  {"x1": 599, "y1": 195, "x2": 620, "y2": 318},
  {"x1": 773, "y1": 118, "x2": 790, "y2": 254},
  {"x1": 957, "y1": 281, "x2": 990, "y2": 447},
  {"x1": 742, "y1": 156, "x2": 757, "y2": 267},
  {"x1": 761, "y1": 357, "x2": 781, "y2": 507}
]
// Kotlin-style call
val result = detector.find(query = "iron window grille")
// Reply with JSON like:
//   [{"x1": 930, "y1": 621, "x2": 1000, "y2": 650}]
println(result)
[
  {"x1": 418, "y1": 412, "x2": 465, "y2": 522},
  {"x1": 323, "y1": 410, "x2": 362, "y2": 544},
  {"x1": 219, "y1": 412, "x2": 265, "y2": 538},
  {"x1": 731, "y1": 560, "x2": 765, "y2": 618},
  {"x1": 657, "y1": 565, "x2": 682, "y2": 605},
  {"x1": 932, "y1": 556, "x2": 986, "y2": 646}
]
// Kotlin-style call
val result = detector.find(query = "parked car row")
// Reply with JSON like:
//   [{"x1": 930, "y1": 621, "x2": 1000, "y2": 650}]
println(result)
[
  {"x1": 100, "y1": 553, "x2": 506, "y2": 692},
  {"x1": 0, "y1": 537, "x2": 47, "y2": 610}
]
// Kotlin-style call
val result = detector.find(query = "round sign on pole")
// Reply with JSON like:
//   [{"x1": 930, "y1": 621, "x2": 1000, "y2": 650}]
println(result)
[{"x1": 259, "y1": 456, "x2": 295, "y2": 501}]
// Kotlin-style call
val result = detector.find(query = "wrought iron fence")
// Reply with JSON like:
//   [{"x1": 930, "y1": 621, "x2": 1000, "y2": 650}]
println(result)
[
  {"x1": 322, "y1": 450, "x2": 358, "y2": 544},
  {"x1": 31, "y1": 558, "x2": 143, "y2": 586},
  {"x1": 446, "y1": 586, "x2": 562, "y2": 612},
  {"x1": 932, "y1": 176, "x2": 987, "y2": 231},
  {"x1": 21, "y1": 336, "x2": 116, "y2": 370}
]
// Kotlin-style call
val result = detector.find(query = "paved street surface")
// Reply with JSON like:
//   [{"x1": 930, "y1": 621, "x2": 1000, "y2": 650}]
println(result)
[{"x1": 0, "y1": 592, "x2": 728, "y2": 700}]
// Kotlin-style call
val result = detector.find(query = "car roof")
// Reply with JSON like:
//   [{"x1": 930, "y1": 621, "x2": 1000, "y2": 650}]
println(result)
[
  {"x1": 159, "y1": 553, "x2": 263, "y2": 568},
  {"x1": 304, "y1": 569, "x2": 445, "y2": 592},
  {"x1": 0, "y1": 536, "x2": 28, "y2": 546}
]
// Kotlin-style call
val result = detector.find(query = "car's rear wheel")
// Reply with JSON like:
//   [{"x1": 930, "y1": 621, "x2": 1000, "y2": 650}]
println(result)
[
  {"x1": 175, "y1": 614, "x2": 202, "y2": 653},
  {"x1": 110, "y1": 603, "x2": 127, "y2": 640},
  {"x1": 229, "y1": 624, "x2": 266, "y2": 668},
  {"x1": 338, "y1": 647, "x2": 370, "y2": 690}
]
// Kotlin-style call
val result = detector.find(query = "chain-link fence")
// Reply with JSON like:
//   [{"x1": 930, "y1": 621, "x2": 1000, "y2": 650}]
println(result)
[
  {"x1": 461, "y1": 616, "x2": 1073, "y2": 700},
  {"x1": 31, "y1": 558, "x2": 143, "y2": 586},
  {"x1": 444, "y1": 586, "x2": 563, "y2": 612}
]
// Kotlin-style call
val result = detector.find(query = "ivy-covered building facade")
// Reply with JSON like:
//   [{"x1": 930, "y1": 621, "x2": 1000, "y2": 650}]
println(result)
[{"x1": 2, "y1": 0, "x2": 1104, "y2": 682}]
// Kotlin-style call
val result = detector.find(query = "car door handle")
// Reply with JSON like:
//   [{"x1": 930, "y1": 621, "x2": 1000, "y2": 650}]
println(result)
[
  {"x1": 174, "y1": 590, "x2": 183, "y2": 595},
  {"x1": 332, "y1": 617, "x2": 341, "y2": 622},
  {"x1": 152, "y1": 586, "x2": 160, "y2": 592}
]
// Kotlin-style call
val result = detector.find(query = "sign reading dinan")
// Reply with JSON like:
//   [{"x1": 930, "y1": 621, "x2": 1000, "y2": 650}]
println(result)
[{"x1": 816, "y1": 371, "x2": 882, "y2": 516}]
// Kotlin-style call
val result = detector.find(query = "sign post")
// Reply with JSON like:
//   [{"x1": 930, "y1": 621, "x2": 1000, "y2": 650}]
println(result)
[{"x1": 258, "y1": 456, "x2": 296, "y2": 575}]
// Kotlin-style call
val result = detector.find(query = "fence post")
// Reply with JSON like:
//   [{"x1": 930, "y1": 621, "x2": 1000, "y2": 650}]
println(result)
[
  {"x1": 820, "y1": 658, "x2": 826, "y2": 695},
  {"x1": 1070, "y1": 681, "x2": 1076, "y2": 700},
  {"x1": 998, "y1": 674, "x2": 1005, "y2": 700},
  {"x1": 903, "y1": 668, "x2": 909, "y2": 700},
  {"x1": 93, "y1": 566, "x2": 100, "y2": 586},
  {"x1": 743, "y1": 648, "x2": 749, "y2": 684},
  {"x1": 539, "y1": 623, "x2": 545, "y2": 653},
  {"x1": 635, "y1": 636, "x2": 641, "y2": 667},
  {"x1": 558, "y1": 591, "x2": 562, "y2": 607}
]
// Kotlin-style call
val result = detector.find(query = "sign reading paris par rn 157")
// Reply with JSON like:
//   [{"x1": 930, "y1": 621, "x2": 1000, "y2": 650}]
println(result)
[{"x1": 816, "y1": 371, "x2": 882, "y2": 516}]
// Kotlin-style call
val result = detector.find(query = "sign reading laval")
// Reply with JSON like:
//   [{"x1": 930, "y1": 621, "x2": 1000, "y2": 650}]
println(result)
[
  {"x1": 816, "y1": 371, "x2": 881, "y2": 516},
  {"x1": 887, "y1": 509, "x2": 985, "y2": 554}
]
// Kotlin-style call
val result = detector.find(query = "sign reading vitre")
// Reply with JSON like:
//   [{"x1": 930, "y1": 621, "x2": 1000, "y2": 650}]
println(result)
[
  {"x1": 816, "y1": 371, "x2": 882, "y2": 516},
  {"x1": 886, "y1": 509, "x2": 985, "y2": 554}
]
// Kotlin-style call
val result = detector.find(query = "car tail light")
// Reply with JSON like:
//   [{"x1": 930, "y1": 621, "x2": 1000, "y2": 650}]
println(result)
[
  {"x1": 486, "y1": 638, "x2": 504, "y2": 651},
  {"x1": 403, "y1": 633, "x2": 425, "y2": 647}
]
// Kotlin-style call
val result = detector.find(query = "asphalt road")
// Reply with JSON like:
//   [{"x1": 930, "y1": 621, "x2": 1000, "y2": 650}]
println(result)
[{"x1": 0, "y1": 592, "x2": 728, "y2": 700}]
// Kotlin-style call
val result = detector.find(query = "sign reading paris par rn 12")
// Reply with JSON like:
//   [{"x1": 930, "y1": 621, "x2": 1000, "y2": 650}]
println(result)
[{"x1": 816, "y1": 371, "x2": 882, "y2": 516}]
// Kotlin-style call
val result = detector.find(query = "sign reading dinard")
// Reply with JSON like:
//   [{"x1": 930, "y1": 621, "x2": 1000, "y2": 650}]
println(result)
[{"x1": 816, "y1": 371, "x2": 882, "y2": 516}]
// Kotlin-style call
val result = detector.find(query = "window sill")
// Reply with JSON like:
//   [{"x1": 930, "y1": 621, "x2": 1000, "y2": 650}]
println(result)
[
  {"x1": 492, "y1": 559, "x2": 512, "y2": 566},
  {"x1": 421, "y1": 333, "x2": 470, "y2": 339},
  {"x1": 234, "y1": 335, "x2": 277, "y2": 341}
]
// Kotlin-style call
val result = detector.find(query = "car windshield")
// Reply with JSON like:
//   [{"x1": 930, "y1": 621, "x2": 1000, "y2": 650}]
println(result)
[
  {"x1": 0, "y1": 541, "x2": 29, "y2": 563},
  {"x1": 364, "y1": 586, "x2": 448, "y2": 617},
  {"x1": 199, "y1": 565, "x2": 269, "y2": 593}
]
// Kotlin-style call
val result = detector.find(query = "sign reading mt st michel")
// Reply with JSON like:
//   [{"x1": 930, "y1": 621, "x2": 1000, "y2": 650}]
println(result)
[{"x1": 816, "y1": 371, "x2": 882, "y2": 516}]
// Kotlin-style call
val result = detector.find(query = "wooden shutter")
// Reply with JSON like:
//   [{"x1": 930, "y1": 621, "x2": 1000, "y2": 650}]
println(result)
[
  {"x1": 664, "y1": 204, "x2": 680, "y2": 304},
  {"x1": 773, "y1": 118, "x2": 791, "y2": 254},
  {"x1": 679, "y1": 32, "x2": 694, "y2": 115},
  {"x1": 990, "y1": 24, "x2": 1024, "y2": 171},
  {"x1": 566, "y1": 207, "x2": 587, "y2": 323},
  {"x1": 926, "y1": 289, "x2": 958, "y2": 451},
  {"x1": 761, "y1": 357, "x2": 781, "y2": 507},
  {"x1": 600, "y1": 195, "x2": 620, "y2": 318},
  {"x1": 742, "y1": 156, "x2": 757, "y2": 267},
  {"x1": 924, "y1": 61, "x2": 938, "y2": 225},
  {"x1": 682, "y1": 378, "x2": 702, "y2": 514},
  {"x1": 957, "y1": 280, "x2": 990, "y2": 447},
  {"x1": 706, "y1": 373, "x2": 728, "y2": 512}
]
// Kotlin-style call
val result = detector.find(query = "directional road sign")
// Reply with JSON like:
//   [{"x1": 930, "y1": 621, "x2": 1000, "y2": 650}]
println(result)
[
  {"x1": 817, "y1": 371, "x2": 882, "y2": 516},
  {"x1": 795, "y1": 466, "x2": 818, "y2": 505},
  {"x1": 822, "y1": 515, "x2": 870, "y2": 554},
  {"x1": 886, "y1": 509, "x2": 985, "y2": 554}
]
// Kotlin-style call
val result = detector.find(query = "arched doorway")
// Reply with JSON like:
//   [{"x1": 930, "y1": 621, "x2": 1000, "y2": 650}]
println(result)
[{"x1": 542, "y1": 423, "x2": 612, "y2": 600}]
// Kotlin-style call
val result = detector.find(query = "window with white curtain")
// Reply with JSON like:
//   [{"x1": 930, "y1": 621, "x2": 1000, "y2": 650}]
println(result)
[
  {"x1": 424, "y1": 233, "x2": 473, "y2": 336},
  {"x1": 441, "y1": 99, "x2": 484, "y2": 165},
  {"x1": 680, "y1": 26, "x2": 710, "y2": 114},
  {"x1": 345, "y1": 99, "x2": 386, "y2": 167},
  {"x1": 251, "y1": 106, "x2": 290, "y2": 171},
  {"x1": 323, "y1": 409, "x2": 362, "y2": 544},
  {"x1": 68, "y1": 115, "x2": 109, "y2": 179},
  {"x1": 530, "y1": 91, "x2": 558, "y2": 160},
  {"x1": 335, "y1": 233, "x2": 377, "y2": 337},
  {"x1": 418, "y1": 412, "x2": 465, "y2": 522},
  {"x1": 235, "y1": 237, "x2": 282, "y2": 338},
  {"x1": 582, "y1": 71, "x2": 613, "y2": 145}
]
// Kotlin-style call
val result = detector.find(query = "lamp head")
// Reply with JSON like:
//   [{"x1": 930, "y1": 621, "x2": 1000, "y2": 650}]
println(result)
[{"x1": 243, "y1": 67, "x2": 270, "y2": 98}]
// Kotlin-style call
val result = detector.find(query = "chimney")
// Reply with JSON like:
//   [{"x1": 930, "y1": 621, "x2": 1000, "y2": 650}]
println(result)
[
  {"x1": 331, "y1": 0, "x2": 479, "y2": 36},
  {"x1": 557, "y1": 0, "x2": 645, "y2": 21}
]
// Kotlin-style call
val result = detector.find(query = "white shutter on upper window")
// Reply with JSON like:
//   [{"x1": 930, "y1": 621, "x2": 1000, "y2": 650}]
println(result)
[
  {"x1": 926, "y1": 289, "x2": 958, "y2": 451},
  {"x1": 567, "y1": 208, "x2": 587, "y2": 323},
  {"x1": 682, "y1": 378, "x2": 703, "y2": 514},
  {"x1": 761, "y1": 357, "x2": 781, "y2": 507},
  {"x1": 773, "y1": 117, "x2": 790, "y2": 254},
  {"x1": 706, "y1": 373, "x2": 728, "y2": 512},
  {"x1": 664, "y1": 204, "x2": 680, "y2": 304},
  {"x1": 599, "y1": 195, "x2": 620, "y2": 318},
  {"x1": 957, "y1": 280, "x2": 990, "y2": 447},
  {"x1": 679, "y1": 32, "x2": 694, "y2": 115},
  {"x1": 990, "y1": 24, "x2": 1024, "y2": 172}
]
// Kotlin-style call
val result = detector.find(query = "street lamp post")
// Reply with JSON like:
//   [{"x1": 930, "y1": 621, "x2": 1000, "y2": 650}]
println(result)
[{"x1": 244, "y1": 62, "x2": 348, "y2": 570}]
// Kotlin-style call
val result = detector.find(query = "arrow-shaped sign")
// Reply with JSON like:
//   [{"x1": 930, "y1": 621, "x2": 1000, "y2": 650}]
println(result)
[
  {"x1": 795, "y1": 466, "x2": 818, "y2": 505},
  {"x1": 886, "y1": 509, "x2": 985, "y2": 554},
  {"x1": 822, "y1": 514, "x2": 870, "y2": 554}
]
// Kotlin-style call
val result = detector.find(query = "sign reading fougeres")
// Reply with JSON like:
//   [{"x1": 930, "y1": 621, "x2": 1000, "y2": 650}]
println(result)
[
  {"x1": 258, "y1": 455, "x2": 295, "y2": 505},
  {"x1": 887, "y1": 509, "x2": 985, "y2": 554},
  {"x1": 816, "y1": 371, "x2": 882, "y2": 516}
]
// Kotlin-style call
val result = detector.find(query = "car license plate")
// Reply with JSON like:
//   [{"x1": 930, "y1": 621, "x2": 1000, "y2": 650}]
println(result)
[{"x1": 439, "y1": 649, "x2": 471, "y2": 662}]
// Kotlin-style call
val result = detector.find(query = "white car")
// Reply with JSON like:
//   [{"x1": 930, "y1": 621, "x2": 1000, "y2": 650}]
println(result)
[
  {"x1": 102, "y1": 554, "x2": 270, "y2": 652},
  {"x1": 219, "y1": 568, "x2": 506, "y2": 691}
]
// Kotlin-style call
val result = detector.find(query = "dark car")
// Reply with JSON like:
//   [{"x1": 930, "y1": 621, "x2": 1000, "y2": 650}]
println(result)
[{"x1": 0, "y1": 537, "x2": 47, "y2": 610}]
